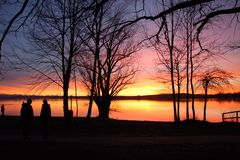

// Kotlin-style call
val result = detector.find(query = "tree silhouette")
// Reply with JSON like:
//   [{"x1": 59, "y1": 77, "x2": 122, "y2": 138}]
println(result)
[
  {"x1": 180, "y1": 6, "x2": 212, "y2": 121},
  {"x1": 147, "y1": 1, "x2": 183, "y2": 122},
  {"x1": 148, "y1": 2, "x2": 215, "y2": 122},
  {"x1": 80, "y1": 0, "x2": 109, "y2": 118},
  {"x1": 197, "y1": 68, "x2": 233, "y2": 122},
  {"x1": 78, "y1": 0, "x2": 138, "y2": 119},
  {"x1": 24, "y1": 0, "x2": 87, "y2": 119}
]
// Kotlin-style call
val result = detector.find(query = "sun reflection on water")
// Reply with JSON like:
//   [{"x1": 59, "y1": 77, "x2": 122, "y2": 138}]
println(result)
[{"x1": 1, "y1": 98, "x2": 240, "y2": 122}]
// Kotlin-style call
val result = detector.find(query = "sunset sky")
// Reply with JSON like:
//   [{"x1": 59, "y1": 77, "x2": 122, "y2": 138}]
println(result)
[
  {"x1": 1, "y1": 45, "x2": 240, "y2": 96},
  {"x1": 0, "y1": 1, "x2": 240, "y2": 96}
]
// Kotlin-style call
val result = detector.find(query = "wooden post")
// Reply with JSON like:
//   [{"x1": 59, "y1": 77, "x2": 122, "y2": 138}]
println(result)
[{"x1": 222, "y1": 113, "x2": 225, "y2": 122}]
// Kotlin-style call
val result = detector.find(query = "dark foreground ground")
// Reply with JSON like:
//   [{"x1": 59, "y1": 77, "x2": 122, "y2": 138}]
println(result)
[{"x1": 0, "y1": 116, "x2": 240, "y2": 160}]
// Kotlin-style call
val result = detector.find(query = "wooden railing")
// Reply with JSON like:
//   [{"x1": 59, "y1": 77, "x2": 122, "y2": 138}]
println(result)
[{"x1": 222, "y1": 111, "x2": 240, "y2": 122}]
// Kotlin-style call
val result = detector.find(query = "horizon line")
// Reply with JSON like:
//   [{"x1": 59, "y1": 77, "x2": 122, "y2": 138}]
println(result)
[{"x1": 0, "y1": 92, "x2": 240, "y2": 99}]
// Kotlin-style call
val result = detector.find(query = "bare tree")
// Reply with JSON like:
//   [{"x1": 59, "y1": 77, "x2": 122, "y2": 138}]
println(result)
[
  {"x1": 181, "y1": 6, "x2": 201, "y2": 121},
  {"x1": 94, "y1": 35, "x2": 137, "y2": 118},
  {"x1": 148, "y1": 1, "x2": 182, "y2": 122},
  {"x1": 78, "y1": 0, "x2": 138, "y2": 119},
  {"x1": 24, "y1": 0, "x2": 87, "y2": 119},
  {"x1": 150, "y1": 1, "x2": 216, "y2": 122},
  {"x1": 77, "y1": 0, "x2": 109, "y2": 118},
  {"x1": 178, "y1": 4, "x2": 216, "y2": 121},
  {"x1": 174, "y1": 48, "x2": 186, "y2": 121},
  {"x1": 197, "y1": 68, "x2": 233, "y2": 122},
  {"x1": 150, "y1": 40, "x2": 185, "y2": 122}
]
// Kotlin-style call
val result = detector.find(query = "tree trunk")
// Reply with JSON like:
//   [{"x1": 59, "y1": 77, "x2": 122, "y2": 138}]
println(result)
[
  {"x1": 86, "y1": 56, "x2": 97, "y2": 118},
  {"x1": 177, "y1": 66, "x2": 181, "y2": 122},
  {"x1": 189, "y1": 18, "x2": 195, "y2": 121},
  {"x1": 87, "y1": 97, "x2": 93, "y2": 118},
  {"x1": 191, "y1": 80, "x2": 195, "y2": 120},
  {"x1": 63, "y1": 85, "x2": 69, "y2": 119},
  {"x1": 177, "y1": 85, "x2": 180, "y2": 122},
  {"x1": 170, "y1": 61, "x2": 177, "y2": 122},
  {"x1": 169, "y1": 12, "x2": 177, "y2": 123},
  {"x1": 95, "y1": 97, "x2": 111, "y2": 119},
  {"x1": 186, "y1": 20, "x2": 190, "y2": 121},
  {"x1": 74, "y1": 64, "x2": 78, "y2": 117},
  {"x1": 98, "y1": 106, "x2": 110, "y2": 119},
  {"x1": 87, "y1": 6, "x2": 101, "y2": 118},
  {"x1": 203, "y1": 88, "x2": 208, "y2": 122},
  {"x1": 87, "y1": 23, "x2": 100, "y2": 118},
  {"x1": 62, "y1": 0, "x2": 67, "y2": 119}
]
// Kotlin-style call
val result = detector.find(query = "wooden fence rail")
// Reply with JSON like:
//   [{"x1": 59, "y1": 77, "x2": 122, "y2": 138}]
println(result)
[{"x1": 222, "y1": 111, "x2": 240, "y2": 122}]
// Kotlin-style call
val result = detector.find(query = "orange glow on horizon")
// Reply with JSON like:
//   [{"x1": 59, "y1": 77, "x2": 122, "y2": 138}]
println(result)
[
  {"x1": 0, "y1": 76, "x2": 240, "y2": 96},
  {"x1": 0, "y1": 48, "x2": 240, "y2": 96},
  {"x1": 118, "y1": 79, "x2": 168, "y2": 96}
]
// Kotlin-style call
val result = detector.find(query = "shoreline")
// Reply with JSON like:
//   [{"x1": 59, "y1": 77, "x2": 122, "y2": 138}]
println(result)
[{"x1": 1, "y1": 93, "x2": 240, "y2": 101}]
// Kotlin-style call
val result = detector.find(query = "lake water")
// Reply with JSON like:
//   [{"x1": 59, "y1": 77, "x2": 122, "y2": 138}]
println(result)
[{"x1": 1, "y1": 98, "x2": 240, "y2": 122}]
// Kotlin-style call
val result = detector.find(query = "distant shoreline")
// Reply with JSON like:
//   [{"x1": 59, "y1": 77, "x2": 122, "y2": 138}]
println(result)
[{"x1": 0, "y1": 93, "x2": 240, "y2": 101}]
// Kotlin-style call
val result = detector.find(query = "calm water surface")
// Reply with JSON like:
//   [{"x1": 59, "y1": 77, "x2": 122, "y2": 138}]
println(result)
[{"x1": 1, "y1": 99, "x2": 240, "y2": 122}]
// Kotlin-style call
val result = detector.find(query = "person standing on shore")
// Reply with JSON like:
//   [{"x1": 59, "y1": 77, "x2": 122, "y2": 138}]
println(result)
[
  {"x1": 40, "y1": 99, "x2": 51, "y2": 138},
  {"x1": 20, "y1": 99, "x2": 34, "y2": 139},
  {"x1": 1, "y1": 104, "x2": 5, "y2": 116}
]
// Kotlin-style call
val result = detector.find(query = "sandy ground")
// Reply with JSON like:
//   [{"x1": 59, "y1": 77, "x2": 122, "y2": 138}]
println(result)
[{"x1": 1, "y1": 116, "x2": 240, "y2": 160}]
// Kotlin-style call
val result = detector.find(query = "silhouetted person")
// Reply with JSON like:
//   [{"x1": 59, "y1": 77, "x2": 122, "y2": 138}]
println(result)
[
  {"x1": 1, "y1": 104, "x2": 5, "y2": 116},
  {"x1": 20, "y1": 99, "x2": 34, "y2": 139},
  {"x1": 40, "y1": 99, "x2": 51, "y2": 138}
]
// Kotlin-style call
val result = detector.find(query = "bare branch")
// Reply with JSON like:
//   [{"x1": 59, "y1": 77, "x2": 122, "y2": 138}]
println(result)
[
  {"x1": 195, "y1": 6, "x2": 240, "y2": 49},
  {"x1": 0, "y1": 0, "x2": 30, "y2": 59}
]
